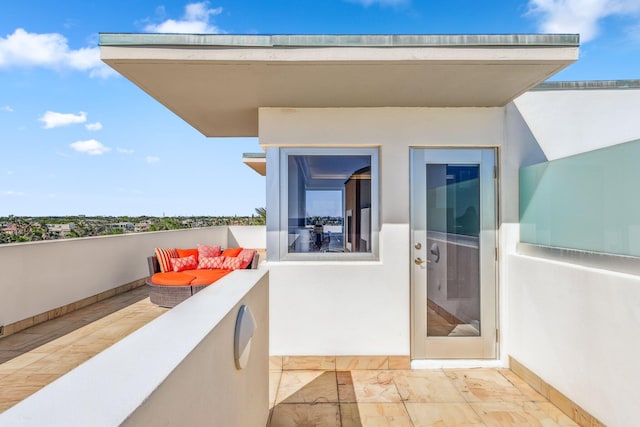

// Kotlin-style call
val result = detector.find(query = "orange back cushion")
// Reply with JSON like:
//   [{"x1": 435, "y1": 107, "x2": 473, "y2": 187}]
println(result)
[
  {"x1": 177, "y1": 248, "x2": 199, "y2": 261},
  {"x1": 221, "y1": 247, "x2": 243, "y2": 257}
]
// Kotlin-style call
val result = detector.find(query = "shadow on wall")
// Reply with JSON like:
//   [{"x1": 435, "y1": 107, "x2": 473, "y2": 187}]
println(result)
[{"x1": 228, "y1": 225, "x2": 266, "y2": 250}]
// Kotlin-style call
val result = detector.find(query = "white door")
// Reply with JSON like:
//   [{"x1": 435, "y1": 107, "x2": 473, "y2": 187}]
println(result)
[{"x1": 410, "y1": 148, "x2": 497, "y2": 359}]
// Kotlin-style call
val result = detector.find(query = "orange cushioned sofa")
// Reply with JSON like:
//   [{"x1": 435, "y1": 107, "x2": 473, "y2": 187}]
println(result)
[{"x1": 146, "y1": 245, "x2": 259, "y2": 307}]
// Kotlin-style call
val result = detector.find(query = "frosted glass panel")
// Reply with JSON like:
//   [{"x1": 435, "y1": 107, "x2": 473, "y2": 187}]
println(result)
[{"x1": 520, "y1": 139, "x2": 640, "y2": 257}]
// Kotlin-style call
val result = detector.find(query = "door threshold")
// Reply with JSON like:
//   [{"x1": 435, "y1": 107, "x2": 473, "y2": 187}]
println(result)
[{"x1": 411, "y1": 359, "x2": 506, "y2": 369}]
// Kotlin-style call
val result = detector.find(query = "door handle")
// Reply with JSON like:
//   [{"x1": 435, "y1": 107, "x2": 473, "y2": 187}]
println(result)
[
  {"x1": 429, "y1": 243, "x2": 440, "y2": 263},
  {"x1": 414, "y1": 257, "x2": 431, "y2": 266}
]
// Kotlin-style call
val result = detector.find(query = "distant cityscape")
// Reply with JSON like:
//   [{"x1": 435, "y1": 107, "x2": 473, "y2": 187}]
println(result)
[{"x1": 0, "y1": 213, "x2": 266, "y2": 244}]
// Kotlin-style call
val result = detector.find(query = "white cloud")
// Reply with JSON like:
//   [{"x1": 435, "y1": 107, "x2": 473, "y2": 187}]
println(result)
[
  {"x1": 528, "y1": 0, "x2": 640, "y2": 43},
  {"x1": 1, "y1": 105, "x2": 13, "y2": 112},
  {"x1": 70, "y1": 139, "x2": 111, "y2": 155},
  {"x1": 116, "y1": 147, "x2": 134, "y2": 154},
  {"x1": 145, "y1": 2, "x2": 223, "y2": 33},
  {"x1": 0, "y1": 28, "x2": 116, "y2": 78},
  {"x1": 1, "y1": 190, "x2": 24, "y2": 197},
  {"x1": 85, "y1": 122, "x2": 103, "y2": 131},
  {"x1": 145, "y1": 156, "x2": 160, "y2": 164},
  {"x1": 346, "y1": 0, "x2": 409, "y2": 6},
  {"x1": 39, "y1": 111, "x2": 87, "y2": 129}
]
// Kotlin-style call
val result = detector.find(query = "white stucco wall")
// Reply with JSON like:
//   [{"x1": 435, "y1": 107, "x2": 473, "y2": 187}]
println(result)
[
  {"x1": 266, "y1": 224, "x2": 409, "y2": 355},
  {"x1": 261, "y1": 107, "x2": 533, "y2": 358},
  {"x1": 507, "y1": 254, "x2": 640, "y2": 427},
  {"x1": 506, "y1": 87, "x2": 640, "y2": 424},
  {"x1": 514, "y1": 88, "x2": 640, "y2": 160},
  {"x1": 0, "y1": 227, "x2": 230, "y2": 327}
]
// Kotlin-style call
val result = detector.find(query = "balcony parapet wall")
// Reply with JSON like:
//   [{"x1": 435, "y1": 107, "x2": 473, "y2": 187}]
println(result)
[
  {"x1": 0, "y1": 226, "x2": 266, "y2": 334},
  {"x1": 0, "y1": 269, "x2": 270, "y2": 426}
]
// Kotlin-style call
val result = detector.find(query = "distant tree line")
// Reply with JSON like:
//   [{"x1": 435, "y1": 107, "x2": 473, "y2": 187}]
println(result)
[{"x1": 0, "y1": 213, "x2": 265, "y2": 244}]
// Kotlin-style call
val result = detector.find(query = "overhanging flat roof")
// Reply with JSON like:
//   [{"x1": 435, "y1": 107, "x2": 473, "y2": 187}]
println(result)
[
  {"x1": 100, "y1": 34, "x2": 579, "y2": 137},
  {"x1": 242, "y1": 152, "x2": 266, "y2": 176}
]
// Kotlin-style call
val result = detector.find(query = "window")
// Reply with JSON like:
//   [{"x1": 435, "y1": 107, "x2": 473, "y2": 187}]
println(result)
[{"x1": 281, "y1": 148, "x2": 378, "y2": 260}]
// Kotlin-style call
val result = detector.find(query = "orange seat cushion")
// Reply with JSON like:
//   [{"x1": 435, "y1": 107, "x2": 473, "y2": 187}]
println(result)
[
  {"x1": 150, "y1": 272, "x2": 195, "y2": 286},
  {"x1": 189, "y1": 269, "x2": 231, "y2": 285}
]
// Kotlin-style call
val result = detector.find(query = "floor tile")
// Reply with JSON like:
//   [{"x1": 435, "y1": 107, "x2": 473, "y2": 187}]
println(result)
[
  {"x1": 342, "y1": 370, "x2": 402, "y2": 403},
  {"x1": 0, "y1": 333, "x2": 46, "y2": 352},
  {"x1": 269, "y1": 371, "x2": 282, "y2": 409},
  {"x1": 337, "y1": 370, "x2": 357, "y2": 402},
  {"x1": 0, "y1": 352, "x2": 48, "y2": 375},
  {"x1": 341, "y1": 402, "x2": 413, "y2": 427},
  {"x1": 89, "y1": 322, "x2": 143, "y2": 341},
  {"x1": 0, "y1": 351, "x2": 21, "y2": 364},
  {"x1": 17, "y1": 351, "x2": 95, "y2": 375},
  {"x1": 0, "y1": 288, "x2": 167, "y2": 414},
  {"x1": 536, "y1": 402, "x2": 580, "y2": 426},
  {"x1": 393, "y1": 369, "x2": 465, "y2": 403},
  {"x1": 0, "y1": 373, "x2": 61, "y2": 411},
  {"x1": 68, "y1": 336, "x2": 117, "y2": 352},
  {"x1": 20, "y1": 318, "x2": 81, "y2": 336},
  {"x1": 472, "y1": 401, "x2": 571, "y2": 426},
  {"x1": 276, "y1": 370, "x2": 338, "y2": 404},
  {"x1": 269, "y1": 403, "x2": 340, "y2": 427},
  {"x1": 405, "y1": 402, "x2": 485, "y2": 427},
  {"x1": 0, "y1": 373, "x2": 60, "y2": 390},
  {"x1": 445, "y1": 368, "x2": 529, "y2": 403}
]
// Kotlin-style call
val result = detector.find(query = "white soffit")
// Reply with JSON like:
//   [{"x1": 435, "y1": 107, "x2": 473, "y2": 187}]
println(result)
[{"x1": 100, "y1": 34, "x2": 579, "y2": 137}]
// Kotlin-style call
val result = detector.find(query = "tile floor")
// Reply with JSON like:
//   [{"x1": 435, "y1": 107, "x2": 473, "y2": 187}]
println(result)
[
  {"x1": 268, "y1": 367, "x2": 579, "y2": 426},
  {"x1": 0, "y1": 286, "x2": 167, "y2": 412},
  {"x1": 1, "y1": 287, "x2": 578, "y2": 426}
]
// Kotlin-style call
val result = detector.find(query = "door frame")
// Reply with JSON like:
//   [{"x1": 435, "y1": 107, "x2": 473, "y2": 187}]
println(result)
[{"x1": 410, "y1": 147, "x2": 499, "y2": 360}]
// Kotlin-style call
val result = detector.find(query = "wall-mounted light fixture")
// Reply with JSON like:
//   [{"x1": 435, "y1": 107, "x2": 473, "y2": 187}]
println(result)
[{"x1": 234, "y1": 305, "x2": 256, "y2": 370}]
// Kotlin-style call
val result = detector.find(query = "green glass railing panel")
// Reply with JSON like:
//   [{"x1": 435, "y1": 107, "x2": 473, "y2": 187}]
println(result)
[{"x1": 520, "y1": 139, "x2": 640, "y2": 257}]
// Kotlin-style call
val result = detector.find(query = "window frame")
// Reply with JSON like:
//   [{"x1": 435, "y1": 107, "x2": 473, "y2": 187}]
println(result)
[{"x1": 279, "y1": 147, "x2": 380, "y2": 261}]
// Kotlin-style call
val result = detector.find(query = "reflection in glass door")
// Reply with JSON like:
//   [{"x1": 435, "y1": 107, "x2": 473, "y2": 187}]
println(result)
[
  {"x1": 426, "y1": 164, "x2": 480, "y2": 337},
  {"x1": 411, "y1": 149, "x2": 497, "y2": 359}
]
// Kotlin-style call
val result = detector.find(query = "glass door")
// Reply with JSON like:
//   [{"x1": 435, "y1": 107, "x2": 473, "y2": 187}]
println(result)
[{"x1": 410, "y1": 148, "x2": 497, "y2": 359}]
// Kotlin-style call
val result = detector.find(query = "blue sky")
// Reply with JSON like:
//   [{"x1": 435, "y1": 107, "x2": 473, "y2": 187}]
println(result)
[{"x1": 1, "y1": 0, "x2": 639, "y2": 216}]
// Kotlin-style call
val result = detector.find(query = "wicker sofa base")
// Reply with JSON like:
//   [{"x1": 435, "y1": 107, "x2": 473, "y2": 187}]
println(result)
[{"x1": 147, "y1": 281, "x2": 193, "y2": 308}]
